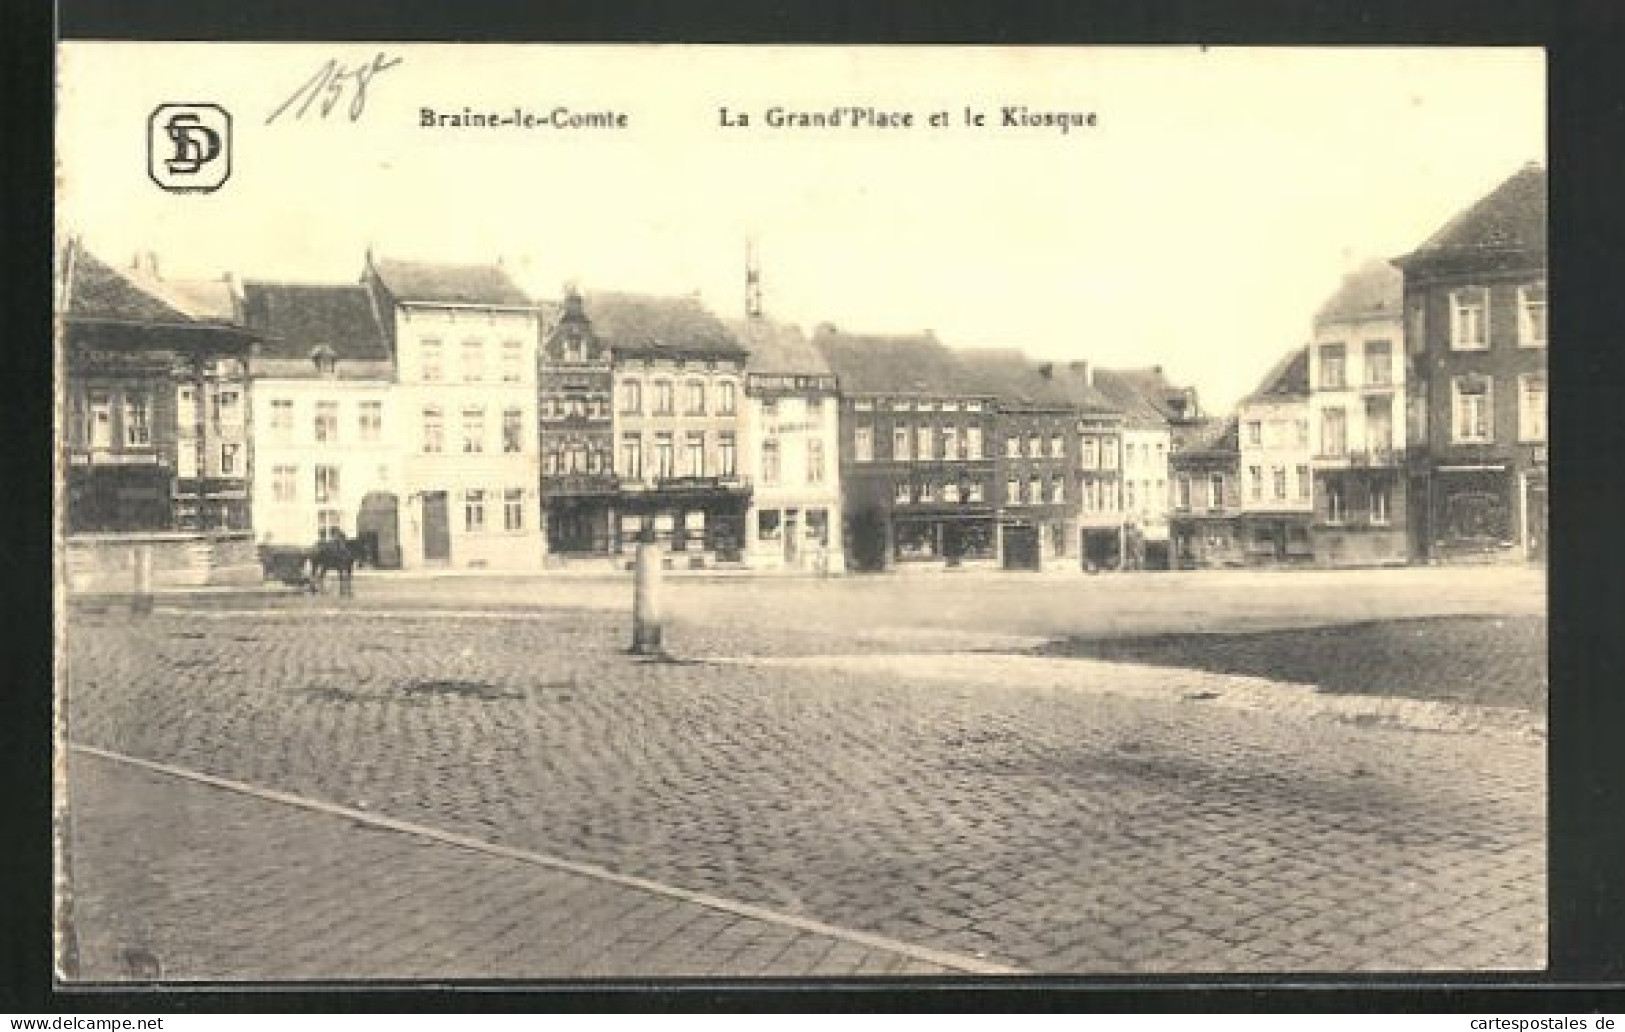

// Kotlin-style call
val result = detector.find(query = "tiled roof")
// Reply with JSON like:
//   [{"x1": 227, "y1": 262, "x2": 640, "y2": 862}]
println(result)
[
  {"x1": 370, "y1": 257, "x2": 533, "y2": 307},
  {"x1": 1243, "y1": 346, "x2": 1310, "y2": 401},
  {"x1": 810, "y1": 326, "x2": 987, "y2": 398},
  {"x1": 731, "y1": 318, "x2": 832, "y2": 377},
  {"x1": 240, "y1": 282, "x2": 391, "y2": 365},
  {"x1": 65, "y1": 249, "x2": 228, "y2": 326},
  {"x1": 1397, "y1": 163, "x2": 1547, "y2": 268},
  {"x1": 1173, "y1": 415, "x2": 1239, "y2": 456},
  {"x1": 1093, "y1": 367, "x2": 1182, "y2": 429},
  {"x1": 955, "y1": 349, "x2": 1086, "y2": 410},
  {"x1": 584, "y1": 291, "x2": 746, "y2": 360},
  {"x1": 1315, "y1": 259, "x2": 1403, "y2": 325}
]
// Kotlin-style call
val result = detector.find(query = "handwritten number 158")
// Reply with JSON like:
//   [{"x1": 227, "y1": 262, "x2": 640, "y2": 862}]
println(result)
[{"x1": 266, "y1": 52, "x2": 403, "y2": 125}]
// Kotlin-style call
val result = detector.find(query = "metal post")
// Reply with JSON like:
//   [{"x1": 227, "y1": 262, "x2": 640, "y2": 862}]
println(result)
[
  {"x1": 631, "y1": 538, "x2": 663, "y2": 654},
  {"x1": 131, "y1": 545, "x2": 153, "y2": 616}
]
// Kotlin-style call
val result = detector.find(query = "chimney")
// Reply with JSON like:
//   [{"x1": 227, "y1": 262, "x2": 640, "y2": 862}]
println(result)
[
  {"x1": 1067, "y1": 359, "x2": 1091, "y2": 386},
  {"x1": 132, "y1": 251, "x2": 160, "y2": 279},
  {"x1": 1038, "y1": 362, "x2": 1054, "y2": 380}
]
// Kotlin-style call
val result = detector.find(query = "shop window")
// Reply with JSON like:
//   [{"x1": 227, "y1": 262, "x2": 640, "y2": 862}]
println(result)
[
  {"x1": 123, "y1": 393, "x2": 151, "y2": 447},
  {"x1": 758, "y1": 510, "x2": 782, "y2": 541},
  {"x1": 895, "y1": 522, "x2": 937, "y2": 559}
]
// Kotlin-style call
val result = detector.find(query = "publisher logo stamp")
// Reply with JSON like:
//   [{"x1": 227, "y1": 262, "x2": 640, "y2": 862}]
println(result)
[{"x1": 148, "y1": 104, "x2": 232, "y2": 193}]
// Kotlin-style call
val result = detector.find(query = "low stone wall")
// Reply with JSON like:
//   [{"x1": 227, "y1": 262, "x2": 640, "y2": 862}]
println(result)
[{"x1": 64, "y1": 532, "x2": 261, "y2": 593}]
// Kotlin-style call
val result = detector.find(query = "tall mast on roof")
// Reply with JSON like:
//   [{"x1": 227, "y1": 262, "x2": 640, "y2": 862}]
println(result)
[{"x1": 744, "y1": 236, "x2": 763, "y2": 322}]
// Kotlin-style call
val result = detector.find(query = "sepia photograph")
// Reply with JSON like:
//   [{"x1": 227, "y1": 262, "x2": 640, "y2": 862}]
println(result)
[{"x1": 53, "y1": 44, "x2": 1547, "y2": 982}]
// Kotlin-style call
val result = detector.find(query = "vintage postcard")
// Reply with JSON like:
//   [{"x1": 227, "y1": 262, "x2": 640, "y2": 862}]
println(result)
[{"x1": 55, "y1": 44, "x2": 1547, "y2": 982}]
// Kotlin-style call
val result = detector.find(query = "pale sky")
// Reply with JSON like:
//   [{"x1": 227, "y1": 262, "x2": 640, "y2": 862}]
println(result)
[{"x1": 57, "y1": 44, "x2": 1544, "y2": 410}]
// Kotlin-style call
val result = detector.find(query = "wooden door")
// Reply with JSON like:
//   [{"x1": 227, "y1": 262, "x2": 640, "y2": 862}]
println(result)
[{"x1": 422, "y1": 491, "x2": 451, "y2": 565}]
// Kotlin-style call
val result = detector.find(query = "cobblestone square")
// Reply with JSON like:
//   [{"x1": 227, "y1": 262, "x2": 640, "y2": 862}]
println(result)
[{"x1": 59, "y1": 566, "x2": 1547, "y2": 981}]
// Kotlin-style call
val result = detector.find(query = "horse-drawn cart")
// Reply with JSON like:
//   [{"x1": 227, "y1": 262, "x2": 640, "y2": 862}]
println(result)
[{"x1": 258, "y1": 536, "x2": 357, "y2": 593}]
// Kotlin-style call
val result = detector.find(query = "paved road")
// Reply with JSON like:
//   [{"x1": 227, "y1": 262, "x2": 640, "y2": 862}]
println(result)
[
  {"x1": 65, "y1": 749, "x2": 965, "y2": 980},
  {"x1": 60, "y1": 571, "x2": 1547, "y2": 980},
  {"x1": 118, "y1": 564, "x2": 1547, "y2": 645}
]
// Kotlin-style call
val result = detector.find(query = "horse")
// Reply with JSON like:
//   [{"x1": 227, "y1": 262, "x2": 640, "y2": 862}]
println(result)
[{"x1": 307, "y1": 532, "x2": 357, "y2": 596}]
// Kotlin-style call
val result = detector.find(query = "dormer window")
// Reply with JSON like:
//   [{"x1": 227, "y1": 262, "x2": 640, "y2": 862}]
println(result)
[{"x1": 311, "y1": 345, "x2": 338, "y2": 377}]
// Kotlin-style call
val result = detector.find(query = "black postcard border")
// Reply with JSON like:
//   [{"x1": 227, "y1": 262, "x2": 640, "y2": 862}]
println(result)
[{"x1": 10, "y1": 0, "x2": 1625, "y2": 1013}]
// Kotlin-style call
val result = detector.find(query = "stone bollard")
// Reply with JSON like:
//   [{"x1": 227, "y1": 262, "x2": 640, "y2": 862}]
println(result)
[
  {"x1": 630, "y1": 539, "x2": 663, "y2": 655},
  {"x1": 130, "y1": 545, "x2": 154, "y2": 616}
]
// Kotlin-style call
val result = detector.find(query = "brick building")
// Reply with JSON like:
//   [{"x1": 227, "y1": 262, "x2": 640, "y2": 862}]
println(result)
[
  {"x1": 1169, "y1": 416, "x2": 1243, "y2": 569},
  {"x1": 1394, "y1": 163, "x2": 1547, "y2": 563},
  {"x1": 957, "y1": 350, "x2": 1085, "y2": 571},
  {"x1": 813, "y1": 328, "x2": 998, "y2": 572}
]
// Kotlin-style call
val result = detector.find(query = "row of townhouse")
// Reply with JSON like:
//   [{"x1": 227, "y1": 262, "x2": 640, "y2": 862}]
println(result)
[
  {"x1": 60, "y1": 244, "x2": 1207, "y2": 578},
  {"x1": 1157, "y1": 161, "x2": 1547, "y2": 569},
  {"x1": 59, "y1": 162, "x2": 1542, "y2": 584}
]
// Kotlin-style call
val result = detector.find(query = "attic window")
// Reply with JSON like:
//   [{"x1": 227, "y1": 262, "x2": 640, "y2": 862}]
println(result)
[{"x1": 311, "y1": 345, "x2": 338, "y2": 377}]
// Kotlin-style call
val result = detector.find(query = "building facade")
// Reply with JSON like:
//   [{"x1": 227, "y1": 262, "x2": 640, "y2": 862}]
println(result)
[
  {"x1": 1095, "y1": 367, "x2": 1199, "y2": 570},
  {"x1": 594, "y1": 292, "x2": 751, "y2": 566},
  {"x1": 958, "y1": 351, "x2": 1091, "y2": 572},
  {"x1": 60, "y1": 244, "x2": 261, "y2": 589},
  {"x1": 538, "y1": 288, "x2": 617, "y2": 560},
  {"x1": 240, "y1": 281, "x2": 398, "y2": 562},
  {"x1": 814, "y1": 328, "x2": 998, "y2": 572},
  {"x1": 737, "y1": 319, "x2": 845, "y2": 574},
  {"x1": 365, "y1": 256, "x2": 545, "y2": 570},
  {"x1": 1308, "y1": 260, "x2": 1410, "y2": 566},
  {"x1": 1169, "y1": 416, "x2": 1243, "y2": 569},
  {"x1": 1395, "y1": 163, "x2": 1547, "y2": 563},
  {"x1": 1237, "y1": 347, "x2": 1315, "y2": 566}
]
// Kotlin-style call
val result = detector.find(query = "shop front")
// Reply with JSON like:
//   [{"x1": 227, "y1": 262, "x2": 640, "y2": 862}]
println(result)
[
  {"x1": 892, "y1": 512, "x2": 998, "y2": 569},
  {"x1": 614, "y1": 479, "x2": 750, "y2": 568}
]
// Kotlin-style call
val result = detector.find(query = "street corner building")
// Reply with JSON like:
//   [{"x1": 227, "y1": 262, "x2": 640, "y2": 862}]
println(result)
[
  {"x1": 1394, "y1": 162, "x2": 1547, "y2": 565},
  {"x1": 589, "y1": 290, "x2": 752, "y2": 569},
  {"x1": 363, "y1": 255, "x2": 546, "y2": 571},
  {"x1": 1309, "y1": 259, "x2": 1410, "y2": 567},
  {"x1": 59, "y1": 242, "x2": 262, "y2": 591},
  {"x1": 734, "y1": 315, "x2": 845, "y2": 575},
  {"x1": 238, "y1": 278, "x2": 400, "y2": 567}
]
